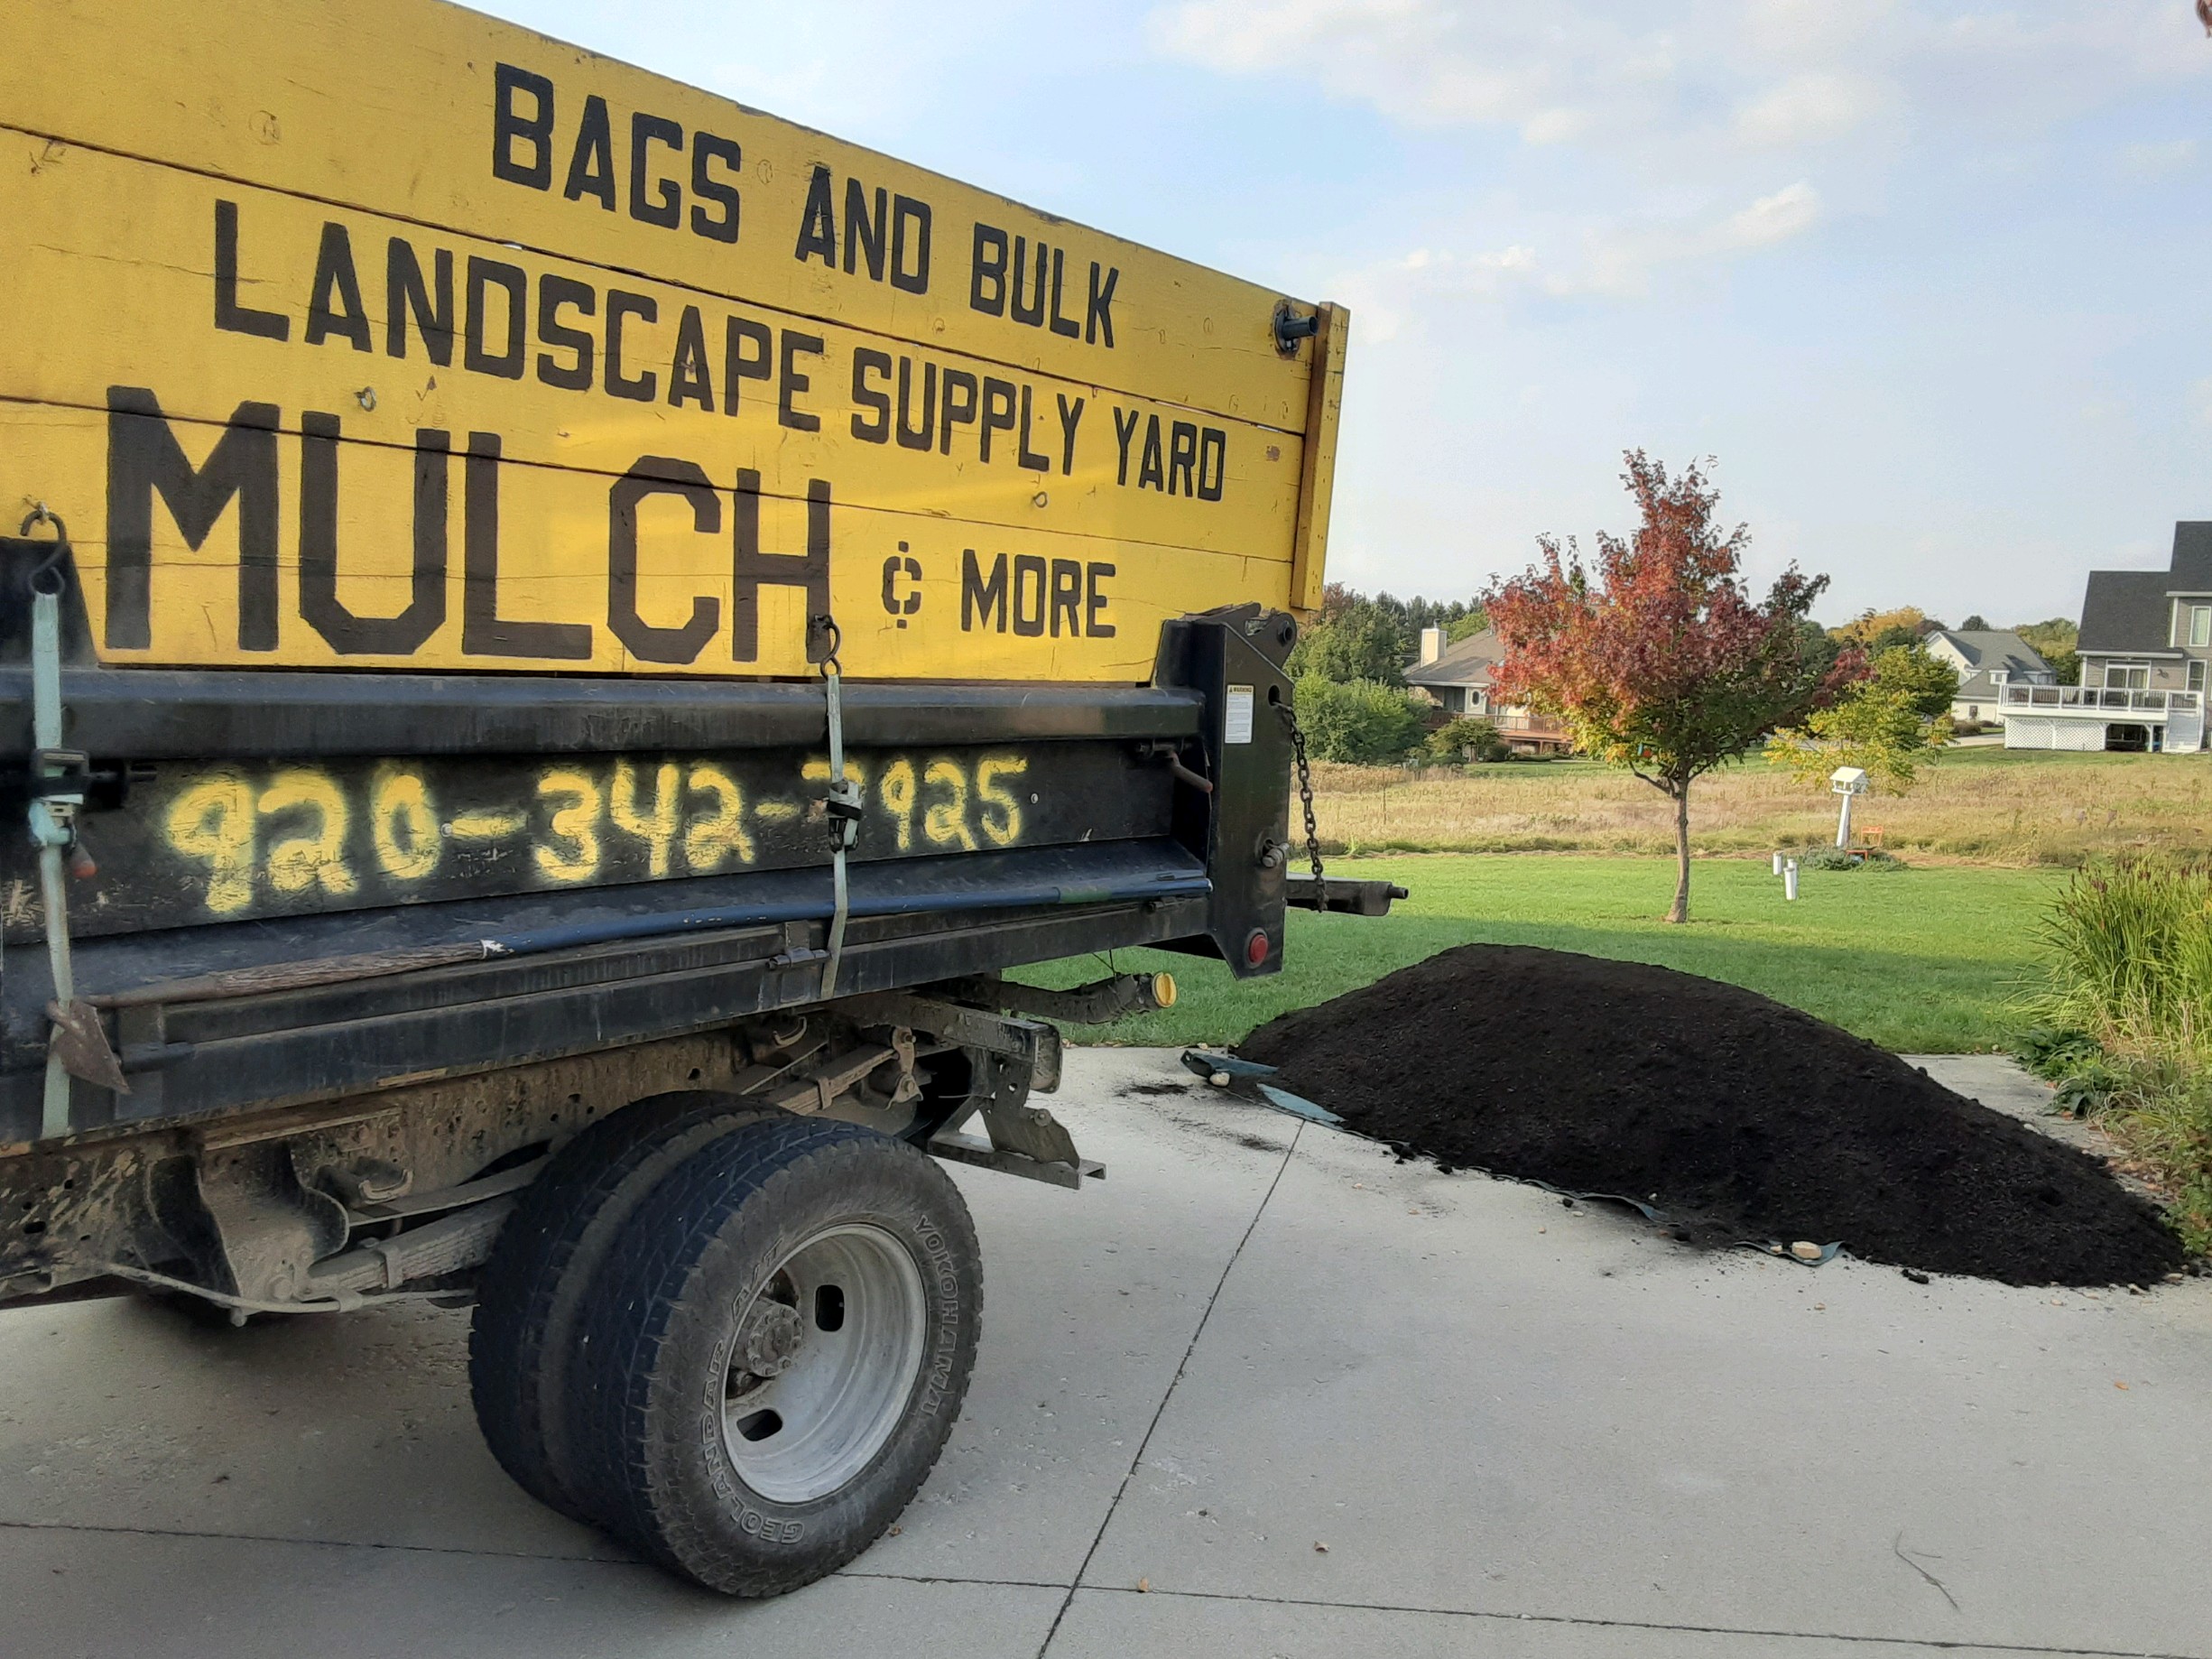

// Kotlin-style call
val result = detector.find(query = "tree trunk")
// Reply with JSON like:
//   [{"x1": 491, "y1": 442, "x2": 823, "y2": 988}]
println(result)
[{"x1": 1667, "y1": 781, "x2": 1692, "y2": 923}]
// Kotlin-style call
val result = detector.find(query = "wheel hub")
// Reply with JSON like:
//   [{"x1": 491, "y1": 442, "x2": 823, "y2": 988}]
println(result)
[
  {"x1": 736, "y1": 1300, "x2": 805, "y2": 1378},
  {"x1": 719, "y1": 1223, "x2": 928, "y2": 1505}
]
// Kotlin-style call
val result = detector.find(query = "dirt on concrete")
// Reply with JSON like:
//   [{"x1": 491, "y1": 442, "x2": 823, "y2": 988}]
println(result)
[{"x1": 1237, "y1": 945, "x2": 2182, "y2": 1286}]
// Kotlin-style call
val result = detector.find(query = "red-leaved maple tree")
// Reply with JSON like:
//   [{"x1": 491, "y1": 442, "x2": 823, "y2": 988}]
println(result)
[{"x1": 1485, "y1": 452, "x2": 1862, "y2": 922}]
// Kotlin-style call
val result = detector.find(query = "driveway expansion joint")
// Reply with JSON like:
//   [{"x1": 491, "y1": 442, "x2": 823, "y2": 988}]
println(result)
[
  {"x1": 1078, "y1": 1583, "x2": 2207, "y2": 1659},
  {"x1": 1034, "y1": 1120, "x2": 1304, "y2": 1658}
]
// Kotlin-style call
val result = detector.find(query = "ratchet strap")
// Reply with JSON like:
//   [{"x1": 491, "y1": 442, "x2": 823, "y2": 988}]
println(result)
[
  {"x1": 812, "y1": 615, "x2": 864, "y2": 1000},
  {"x1": 18, "y1": 509, "x2": 126, "y2": 1136}
]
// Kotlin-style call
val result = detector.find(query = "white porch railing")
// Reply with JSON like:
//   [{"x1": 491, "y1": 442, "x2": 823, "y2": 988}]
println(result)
[{"x1": 2000, "y1": 684, "x2": 2202, "y2": 717}]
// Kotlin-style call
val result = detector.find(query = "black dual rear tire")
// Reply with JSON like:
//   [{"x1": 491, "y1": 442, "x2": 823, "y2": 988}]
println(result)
[
  {"x1": 467, "y1": 1093, "x2": 773, "y2": 1520},
  {"x1": 471, "y1": 1108, "x2": 982, "y2": 1596}
]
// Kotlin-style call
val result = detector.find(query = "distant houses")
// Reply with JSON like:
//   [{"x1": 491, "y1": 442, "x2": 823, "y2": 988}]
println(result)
[
  {"x1": 1404, "y1": 627, "x2": 1575, "y2": 755},
  {"x1": 1998, "y1": 524, "x2": 2211, "y2": 754},
  {"x1": 1923, "y1": 629, "x2": 2056, "y2": 726}
]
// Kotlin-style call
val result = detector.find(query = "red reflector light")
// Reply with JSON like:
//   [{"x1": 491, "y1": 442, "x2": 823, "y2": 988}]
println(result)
[{"x1": 1245, "y1": 930, "x2": 1271, "y2": 966}]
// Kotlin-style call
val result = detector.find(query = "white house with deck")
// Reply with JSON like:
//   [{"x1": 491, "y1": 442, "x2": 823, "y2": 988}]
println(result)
[{"x1": 1999, "y1": 523, "x2": 2209, "y2": 754}]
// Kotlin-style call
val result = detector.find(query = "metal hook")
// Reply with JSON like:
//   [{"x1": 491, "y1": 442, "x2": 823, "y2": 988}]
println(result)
[
  {"x1": 809, "y1": 612, "x2": 845, "y2": 676},
  {"x1": 17, "y1": 504, "x2": 69, "y2": 596}
]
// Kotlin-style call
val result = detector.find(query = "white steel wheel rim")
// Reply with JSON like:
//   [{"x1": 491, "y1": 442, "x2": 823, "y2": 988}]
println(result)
[{"x1": 721, "y1": 1222, "x2": 928, "y2": 1505}]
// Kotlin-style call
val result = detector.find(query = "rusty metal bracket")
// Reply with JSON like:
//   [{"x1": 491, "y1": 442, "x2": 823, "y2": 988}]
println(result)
[{"x1": 841, "y1": 993, "x2": 1061, "y2": 1093}]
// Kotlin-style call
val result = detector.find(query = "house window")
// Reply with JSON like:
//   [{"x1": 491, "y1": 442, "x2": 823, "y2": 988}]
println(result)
[
  {"x1": 2106, "y1": 663, "x2": 2150, "y2": 690},
  {"x1": 2192, "y1": 606, "x2": 2212, "y2": 648},
  {"x1": 2191, "y1": 662, "x2": 2207, "y2": 693}
]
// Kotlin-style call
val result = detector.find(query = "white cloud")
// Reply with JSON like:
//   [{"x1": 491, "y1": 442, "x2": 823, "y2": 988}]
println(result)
[
  {"x1": 1733, "y1": 72, "x2": 1881, "y2": 147},
  {"x1": 1329, "y1": 243, "x2": 1542, "y2": 339},
  {"x1": 1332, "y1": 179, "x2": 1821, "y2": 324},
  {"x1": 1563, "y1": 181, "x2": 1823, "y2": 296},
  {"x1": 1144, "y1": 0, "x2": 1679, "y2": 143},
  {"x1": 1147, "y1": 0, "x2": 2209, "y2": 159},
  {"x1": 1722, "y1": 179, "x2": 1823, "y2": 247}
]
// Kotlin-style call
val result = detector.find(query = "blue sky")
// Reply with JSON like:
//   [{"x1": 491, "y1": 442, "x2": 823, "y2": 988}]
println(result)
[{"x1": 480, "y1": 0, "x2": 2212, "y2": 627}]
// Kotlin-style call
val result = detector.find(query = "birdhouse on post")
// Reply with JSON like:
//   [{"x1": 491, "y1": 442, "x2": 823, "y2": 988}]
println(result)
[{"x1": 1830, "y1": 765, "x2": 1870, "y2": 849}]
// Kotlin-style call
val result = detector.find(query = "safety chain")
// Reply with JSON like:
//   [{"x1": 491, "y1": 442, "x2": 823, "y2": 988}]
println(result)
[{"x1": 1276, "y1": 700, "x2": 1327, "y2": 911}]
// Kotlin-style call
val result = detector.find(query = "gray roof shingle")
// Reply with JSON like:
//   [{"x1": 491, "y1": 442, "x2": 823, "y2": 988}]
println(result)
[
  {"x1": 2076, "y1": 522, "x2": 2212, "y2": 654},
  {"x1": 1930, "y1": 630, "x2": 2053, "y2": 699},
  {"x1": 2079, "y1": 572, "x2": 2176, "y2": 654},
  {"x1": 1404, "y1": 628, "x2": 1501, "y2": 688}
]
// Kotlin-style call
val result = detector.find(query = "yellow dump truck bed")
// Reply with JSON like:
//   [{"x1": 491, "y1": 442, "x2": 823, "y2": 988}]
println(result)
[{"x1": 0, "y1": 0, "x2": 1346, "y2": 681}]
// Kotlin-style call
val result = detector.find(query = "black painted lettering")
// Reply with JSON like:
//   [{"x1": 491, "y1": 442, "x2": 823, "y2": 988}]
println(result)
[
  {"x1": 881, "y1": 551, "x2": 922, "y2": 621},
  {"x1": 844, "y1": 178, "x2": 887, "y2": 280},
  {"x1": 1138, "y1": 414, "x2": 1165, "y2": 491},
  {"x1": 1086, "y1": 261, "x2": 1118, "y2": 348},
  {"x1": 606, "y1": 290, "x2": 658, "y2": 401},
  {"x1": 463, "y1": 431, "x2": 591, "y2": 658},
  {"x1": 535, "y1": 273, "x2": 596, "y2": 389},
  {"x1": 939, "y1": 370, "x2": 978, "y2": 455},
  {"x1": 1048, "y1": 247, "x2": 1081, "y2": 339},
  {"x1": 667, "y1": 305, "x2": 714, "y2": 409},
  {"x1": 1049, "y1": 557, "x2": 1081, "y2": 636},
  {"x1": 891, "y1": 195, "x2": 931, "y2": 293},
  {"x1": 304, "y1": 223, "x2": 371, "y2": 351},
  {"x1": 104, "y1": 387, "x2": 280, "y2": 652},
  {"x1": 961, "y1": 549, "x2": 1006, "y2": 632},
  {"x1": 1112, "y1": 405, "x2": 1139, "y2": 486},
  {"x1": 896, "y1": 358, "x2": 936, "y2": 451},
  {"x1": 1168, "y1": 420, "x2": 1198, "y2": 497},
  {"x1": 1085, "y1": 561, "x2": 1115, "y2": 636},
  {"x1": 731, "y1": 468, "x2": 831, "y2": 662},
  {"x1": 608, "y1": 458, "x2": 721, "y2": 663},
  {"x1": 564, "y1": 95, "x2": 618, "y2": 210},
  {"x1": 794, "y1": 165, "x2": 836, "y2": 265},
  {"x1": 1015, "y1": 385, "x2": 1050, "y2": 471},
  {"x1": 1012, "y1": 553, "x2": 1047, "y2": 637},
  {"x1": 1010, "y1": 236, "x2": 1046, "y2": 328},
  {"x1": 724, "y1": 316, "x2": 772, "y2": 413},
  {"x1": 1198, "y1": 427, "x2": 1226, "y2": 502},
  {"x1": 464, "y1": 257, "x2": 527, "y2": 379},
  {"x1": 852, "y1": 348, "x2": 893, "y2": 441},
  {"x1": 690, "y1": 133, "x2": 742, "y2": 243},
  {"x1": 969, "y1": 222, "x2": 1007, "y2": 315},
  {"x1": 301, "y1": 413, "x2": 447, "y2": 654},
  {"x1": 779, "y1": 332, "x2": 823, "y2": 431},
  {"x1": 386, "y1": 238, "x2": 455, "y2": 366},
  {"x1": 491, "y1": 64, "x2": 555, "y2": 190},
  {"x1": 1056, "y1": 393, "x2": 1085, "y2": 475},
  {"x1": 630, "y1": 111, "x2": 684, "y2": 227},
  {"x1": 979, "y1": 377, "x2": 1016, "y2": 462},
  {"x1": 212, "y1": 199, "x2": 289, "y2": 341}
]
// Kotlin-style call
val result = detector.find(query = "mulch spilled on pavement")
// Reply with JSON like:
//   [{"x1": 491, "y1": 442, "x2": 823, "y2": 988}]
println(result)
[{"x1": 1237, "y1": 944, "x2": 2182, "y2": 1286}]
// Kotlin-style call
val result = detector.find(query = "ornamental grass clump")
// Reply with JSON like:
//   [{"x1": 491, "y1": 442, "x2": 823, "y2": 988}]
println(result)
[{"x1": 2023, "y1": 857, "x2": 2212, "y2": 1252}]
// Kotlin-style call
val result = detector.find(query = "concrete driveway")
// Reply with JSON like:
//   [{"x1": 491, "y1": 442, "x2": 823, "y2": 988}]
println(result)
[{"x1": 5, "y1": 1048, "x2": 2209, "y2": 1658}]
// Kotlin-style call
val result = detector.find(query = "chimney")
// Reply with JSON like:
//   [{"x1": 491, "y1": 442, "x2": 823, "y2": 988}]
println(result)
[{"x1": 1419, "y1": 626, "x2": 1445, "y2": 665}]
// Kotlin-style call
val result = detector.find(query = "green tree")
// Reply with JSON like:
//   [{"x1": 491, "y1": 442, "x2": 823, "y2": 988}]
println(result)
[
  {"x1": 1770, "y1": 644, "x2": 1957, "y2": 793},
  {"x1": 1292, "y1": 675, "x2": 1428, "y2": 764},
  {"x1": 1427, "y1": 715, "x2": 1510, "y2": 762},
  {"x1": 1832, "y1": 606, "x2": 1946, "y2": 657},
  {"x1": 1445, "y1": 608, "x2": 1490, "y2": 643},
  {"x1": 2013, "y1": 617, "x2": 2080, "y2": 686},
  {"x1": 1288, "y1": 600, "x2": 1411, "y2": 685}
]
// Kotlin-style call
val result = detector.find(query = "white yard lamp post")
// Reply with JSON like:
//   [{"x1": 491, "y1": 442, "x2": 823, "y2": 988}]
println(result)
[{"x1": 1830, "y1": 765, "x2": 1869, "y2": 850}]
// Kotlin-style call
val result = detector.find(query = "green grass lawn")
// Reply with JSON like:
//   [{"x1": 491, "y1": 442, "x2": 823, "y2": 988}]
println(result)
[{"x1": 1015, "y1": 854, "x2": 2061, "y2": 1054}]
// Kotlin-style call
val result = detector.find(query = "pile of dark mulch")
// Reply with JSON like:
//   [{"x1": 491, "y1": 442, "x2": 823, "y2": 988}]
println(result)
[{"x1": 1237, "y1": 945, "x2": 2183, "y2": 1286}]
